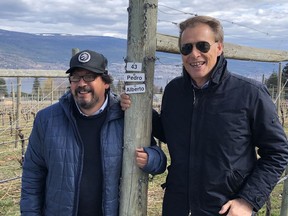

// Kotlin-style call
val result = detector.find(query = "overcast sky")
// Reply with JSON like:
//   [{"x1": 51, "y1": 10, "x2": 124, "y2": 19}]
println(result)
[{"x1": 0, "y1": 0, "x2": 288, "y2": 51}]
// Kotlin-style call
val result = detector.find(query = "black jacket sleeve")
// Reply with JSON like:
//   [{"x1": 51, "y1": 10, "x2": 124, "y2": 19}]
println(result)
[{"x1": 152, "y1": 109, "x2": 166, "y2": 143}]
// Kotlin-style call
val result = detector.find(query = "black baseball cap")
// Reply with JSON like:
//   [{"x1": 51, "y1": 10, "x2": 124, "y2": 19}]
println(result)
[{"x1": 66, "y1": 50, "x2": 108, "y2": 74}]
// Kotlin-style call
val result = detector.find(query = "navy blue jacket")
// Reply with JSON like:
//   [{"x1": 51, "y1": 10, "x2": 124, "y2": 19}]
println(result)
[
  {"x1": 20, "y1": 92, "x2": 166, "y2": 216},
  {"x1": 155, "y1": 54, "x2": 288, "y2": 215}
]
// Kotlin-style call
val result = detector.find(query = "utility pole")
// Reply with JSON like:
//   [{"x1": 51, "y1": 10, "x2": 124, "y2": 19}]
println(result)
[
  {"x1": 276, "y1": 62, "x2": 282, "y2": 115},
  {"x1": 119, "y1": 0, "x2": 158, "y2": 216},
  {"x1": 279, "y1": 61, "x2": 288, "y2": 216}
]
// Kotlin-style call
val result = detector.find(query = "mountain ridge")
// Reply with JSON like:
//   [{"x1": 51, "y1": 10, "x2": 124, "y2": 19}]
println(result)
[
  {"x1": 0, "y1": 29, "x2": 127, "y2": 70},
  {"x1": 0, "y1": 28, "x2": 280, "y2": 89}
]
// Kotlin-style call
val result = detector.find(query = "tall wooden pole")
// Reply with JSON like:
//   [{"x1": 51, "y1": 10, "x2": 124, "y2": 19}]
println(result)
[
  {"x1": 279, "y1": 61, "x2": 288, "y2": 216},
  {"x1": 15, "y1": 77, "x2": 21, "y2": 148},
  {"x1": 119, "y1": 0, "x2": 158, "y2": 216},
  {"x1": 276, "y1": 62, "x2": 282, "y2": 115}
]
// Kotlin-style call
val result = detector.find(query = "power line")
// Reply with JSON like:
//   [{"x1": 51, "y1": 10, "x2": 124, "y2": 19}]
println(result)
[
  {"x1": 157, "y1": 19, "x2": 178, "y2": 26},
  {"x1": 158, "y1": 4, "x2": 198, "y2": 16},
  {"x1": 217, "y1": 18, "x2": 270, "y2": 36},
  {"x1": 158, "y1": 4, "x2": 272, "y2": 37}
]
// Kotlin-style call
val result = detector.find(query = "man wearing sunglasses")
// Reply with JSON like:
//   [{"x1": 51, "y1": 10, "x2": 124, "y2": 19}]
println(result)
[
  {"x1": 20, "y1": 50, "x2": 167, "y2": 216},
  {"x1": 121, "y1": 16, "x2": 288, "y2": 215}
]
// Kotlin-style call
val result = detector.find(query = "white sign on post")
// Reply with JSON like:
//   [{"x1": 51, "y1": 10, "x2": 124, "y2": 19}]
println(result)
[
  {"x1": 124, "y1": 62, "x2": 145, "y2": 94},
  {"x1": 126, "y1": 62, "x2": 142, "y2": 72},
  {"x1": 125, "y1": 84, "x2": 146, "y2": 94},
  {"x1": 124, "y1": 73, "x2": 145, "y2": 82}
]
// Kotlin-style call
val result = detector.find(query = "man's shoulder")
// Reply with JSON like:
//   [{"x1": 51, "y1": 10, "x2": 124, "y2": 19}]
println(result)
[
  {"x1": 36, "y1": 102, "x2": 65, "y2": 121},
  {"x1": 229, "y1": 73, "x2": 263, "y2": 88},
  {"x1": 165, "y1": 75, "x2": 186, "y2": 89}
]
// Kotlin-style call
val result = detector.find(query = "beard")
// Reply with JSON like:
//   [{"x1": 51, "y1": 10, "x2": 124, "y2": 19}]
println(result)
[{"x1": 73, "y1": 86, "x2": 100, "y2": 110}]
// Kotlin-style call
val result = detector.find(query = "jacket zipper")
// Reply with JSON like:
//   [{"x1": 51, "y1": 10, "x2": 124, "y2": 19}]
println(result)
[
  {"x1": 193, "y1": 88, "x2": 196, "y2": 105},
  {"x1": 71, "y1": 115, "x2": 84, "y2": 216},
  {"x1": 189, "y1": 88, "x2": 197, "y2": 215}
]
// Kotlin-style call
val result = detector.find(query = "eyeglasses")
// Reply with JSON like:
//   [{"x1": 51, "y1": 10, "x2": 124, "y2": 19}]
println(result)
[
  {"x1": 180, "y1": 41, "x2": 217, "y2": 56},
  {"x1": 69, "y1": 74, "x2": 99, "y2": 82}
]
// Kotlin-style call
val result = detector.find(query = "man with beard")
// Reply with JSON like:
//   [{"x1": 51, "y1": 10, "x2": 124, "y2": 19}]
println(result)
[{"x1": 20, "y1": 50, "x2": 167, "y2": 216}]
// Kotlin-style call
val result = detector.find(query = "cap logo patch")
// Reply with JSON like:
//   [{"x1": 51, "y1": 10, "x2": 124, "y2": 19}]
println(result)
[{"x1": 78, "y1": 52, "x2": 91, "y2": 63}]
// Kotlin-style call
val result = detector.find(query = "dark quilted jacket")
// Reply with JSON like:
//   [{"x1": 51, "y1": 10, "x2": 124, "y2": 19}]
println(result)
[{"x1": 21, "y1": 92, "x2": 124, "y2": 216}]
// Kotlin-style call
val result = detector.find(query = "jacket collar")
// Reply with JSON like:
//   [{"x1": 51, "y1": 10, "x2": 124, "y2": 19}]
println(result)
[
  {"x1": 59, "y1": 91, "x2": 123, "y2": 121},
  {"x1": 210, "y1": 53, "x2": 228, "y2": 85}
]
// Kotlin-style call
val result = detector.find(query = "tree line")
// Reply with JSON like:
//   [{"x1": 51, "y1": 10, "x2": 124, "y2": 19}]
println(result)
[
  {"x1": 0, "y1": 77, "x2": 163, "y2": 101},
  {"x1": 1, "y1": 62, "x2": 287, "y2": 100}
]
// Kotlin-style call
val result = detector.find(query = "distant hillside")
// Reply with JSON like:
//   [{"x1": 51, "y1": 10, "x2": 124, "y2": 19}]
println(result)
[
  {"x1": 0, "y1": 29, "x2": 127, "y2": 70},
  {"x1": 0, "y1": 29, "x2": 280, "y2": 89}
]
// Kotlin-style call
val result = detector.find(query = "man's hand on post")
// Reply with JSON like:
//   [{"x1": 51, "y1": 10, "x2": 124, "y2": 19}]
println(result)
[{"x1": 120, "y1": 93, "x2": 131, "y2": 111}]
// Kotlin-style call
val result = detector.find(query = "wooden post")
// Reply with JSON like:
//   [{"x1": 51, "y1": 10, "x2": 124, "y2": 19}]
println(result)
[
  {"x1": 11, "y1": 82, "x2": 15, "y2": 122},
  {"x1": 15, "y1": 77, "x2": 21, "y2": 148},
  {"x1": 279, "y1": 64, "x2": 288, "y2": 216},
  {"x1": 72, "y1": 48, "x2": 79, "y2": 56},
  {"x1": 156, "y1": 33, "x2": 288, "y2": 62},
  {"x1": 280, "y1": 172, "x2": 288, "y2": 215},
  {"x1": 50, "y1": 79, "x2": 53, "y2": 105},
  {"x1": 119, "y1": 0, "x2": 158, "y2": 216},
  {"x1": 276, "y1": 63, "x2": 282, "y2": 115},
  {"x1": 262, "y1": 74, "x2": 265, "y2": 84},
  {"x1": 37, "y1": 87, "x2": 40, "y2": 111}
]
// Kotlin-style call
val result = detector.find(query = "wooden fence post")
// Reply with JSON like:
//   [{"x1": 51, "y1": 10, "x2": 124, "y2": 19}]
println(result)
[
  {"x1": 15, "y1": 77, "x2": 21, "y2": 148},
  {"x1": 119, "y1": 0, "x2": 158, "y2": 215},
  {"x1": 279, "y1": 62, "x2": 288, "y2": 216},
  {"x1": 276, "y1": 63, "x2": 282, "y2": 115},
  {"x1": 72, "y1": 48, "x2": 79, "y2": 56},
  {"x1": 280, "y1": 169, "x2": 288, "y2": 216}
]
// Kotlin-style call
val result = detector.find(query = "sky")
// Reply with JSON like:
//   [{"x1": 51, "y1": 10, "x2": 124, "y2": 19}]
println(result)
[{"x1": 0, "y1": 0, "x2": 288, "y2": 51}]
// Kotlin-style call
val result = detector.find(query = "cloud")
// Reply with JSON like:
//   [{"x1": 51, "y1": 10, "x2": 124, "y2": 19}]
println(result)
[{"x1": 0, "y1": 0, "x2": 287, "y2": 50}]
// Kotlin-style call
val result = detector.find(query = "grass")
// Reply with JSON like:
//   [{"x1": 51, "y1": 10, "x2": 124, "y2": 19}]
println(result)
[
  {"x1": 0, "y1": 151, "x2": 287, "y2": 216},
  {"x1": 0, "y1": 146, "x2": 22, "y2": 216},
  {"x1": 0, "y1": 146, "x2": 286, "y2": 216},
  {"x1": 0, "y1": 180, "x2": 21, "y2": 216},
  {"x1": 1, "y1": 101, "x2": 288, "y2": 215}
]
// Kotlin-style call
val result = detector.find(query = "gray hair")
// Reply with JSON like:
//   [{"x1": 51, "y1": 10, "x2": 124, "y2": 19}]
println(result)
[{"x1": 178, "y1": 15, "x2": 224, "y2": 48}]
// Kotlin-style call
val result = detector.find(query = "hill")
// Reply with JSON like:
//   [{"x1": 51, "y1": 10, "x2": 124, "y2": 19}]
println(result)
[
  {"x1": 0, "y1": 29, "x2": 127, "y2": 70},
  {"x1": 0, "y1": 29, "x2": 280, "y2": 89}
]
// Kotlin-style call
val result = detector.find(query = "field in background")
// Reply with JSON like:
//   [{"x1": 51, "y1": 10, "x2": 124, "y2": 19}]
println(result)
[
  {"x1": 1, "y1": 99, "x2": 288, "y2": 216},
  {"x1": 0, "y1": 99, "x2": 169, "y2": 216},
  {"x1": 0, "y1": 141, "x2": 286, "y2": 216}
]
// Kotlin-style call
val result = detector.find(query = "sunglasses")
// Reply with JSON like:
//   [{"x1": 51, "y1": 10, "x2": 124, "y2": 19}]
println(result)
[
  {"x1": 180, "y1": 41, "x2": 217, "y2": 55},
  {"x1": 69, "y1": 74, "x2": 99, "y2": 82}
]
